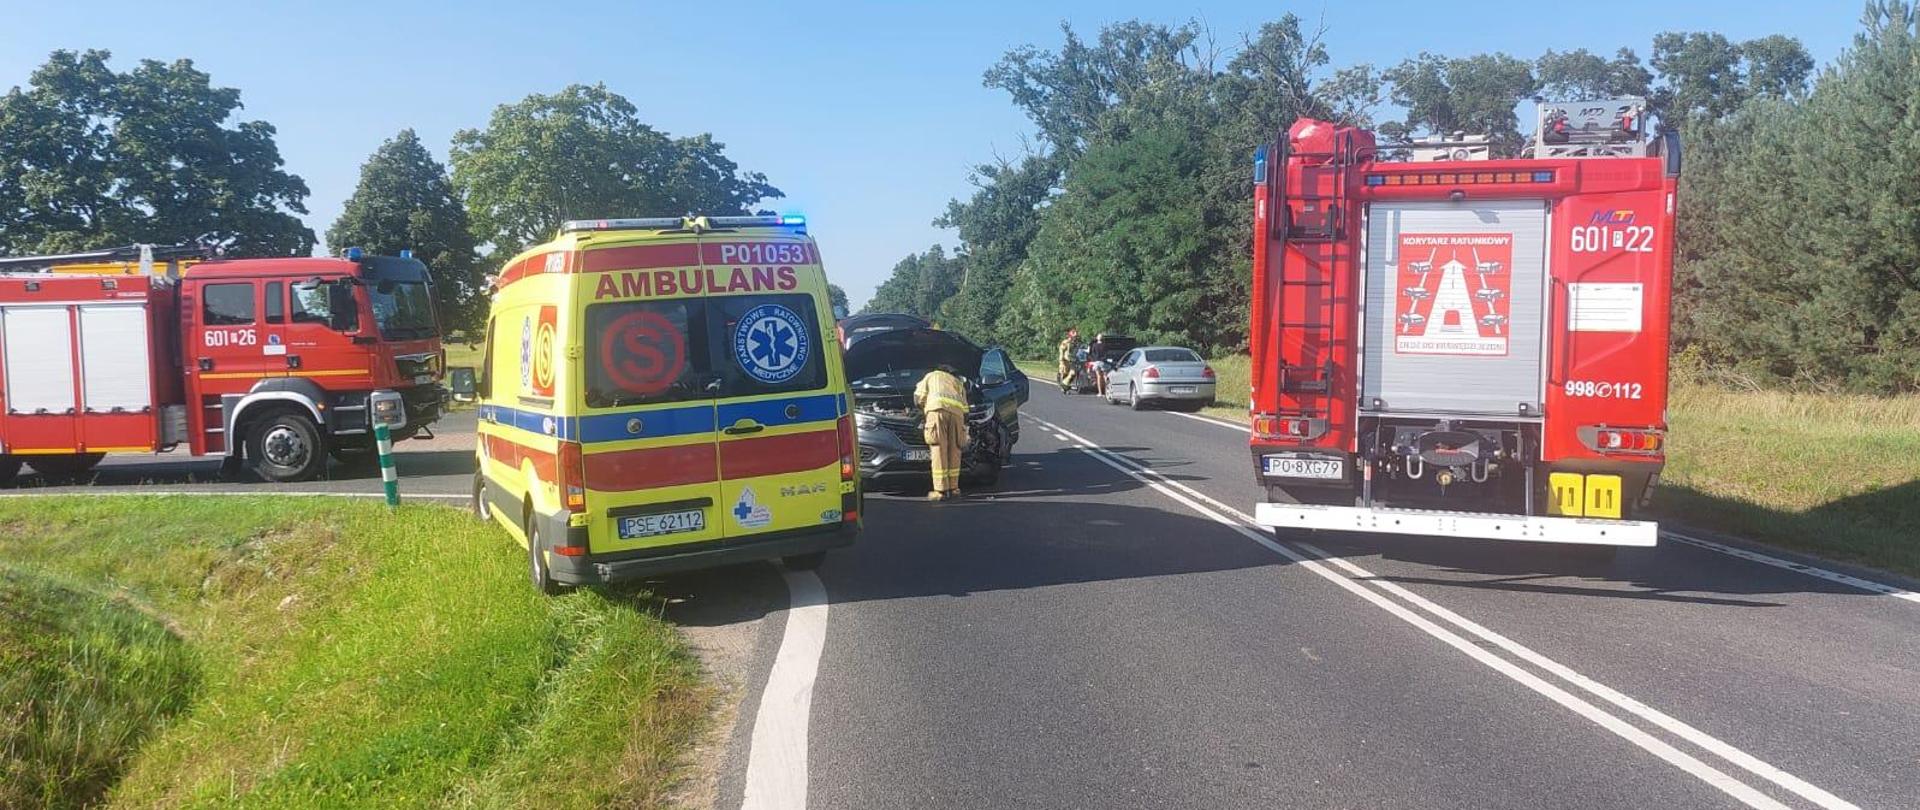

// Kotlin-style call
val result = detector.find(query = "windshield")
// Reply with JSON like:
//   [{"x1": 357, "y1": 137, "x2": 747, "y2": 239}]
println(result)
[{"x1": 370, "y1": 281, "x2": 437, "y2": 340}]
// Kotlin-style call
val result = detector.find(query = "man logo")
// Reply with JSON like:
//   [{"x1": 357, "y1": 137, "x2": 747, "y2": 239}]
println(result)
[
  {"x1": 1589, "y1": 209, "x2": 1636, "y2": 225},
  {"x1": 781, "y1": 483, "x2": 828, "y2": 497}
]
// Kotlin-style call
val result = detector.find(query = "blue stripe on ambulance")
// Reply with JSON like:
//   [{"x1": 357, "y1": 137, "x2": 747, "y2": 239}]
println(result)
[
  {"x1": 717, "y1": 392, "x2": 843, "y2": 426},
  {"x1": 479, "y1": 404, "x2": 576, "y2": 440},
  {"x1": 577, "y1": 404, "x2": 717, "y2": 443}
]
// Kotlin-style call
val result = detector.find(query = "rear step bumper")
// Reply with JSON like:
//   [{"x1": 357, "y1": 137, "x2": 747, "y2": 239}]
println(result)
[{"x1": 1255, "y1": 503, "x2": 1658, "y2": 547}]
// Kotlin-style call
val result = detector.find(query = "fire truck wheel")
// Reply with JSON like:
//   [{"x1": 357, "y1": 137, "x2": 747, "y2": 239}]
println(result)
[
  {"x1": 248, "y1": 411, "x2": 327, "y2": 483},
  {"x1": 26, "y1": 453, "x2": 104, "y2": 479},
  {"x1": 0, "y1": 456, "x2": 20, "y2": 486},
  {"x1": 526, "y1": 515, "x2": 566, "y2": 596}
]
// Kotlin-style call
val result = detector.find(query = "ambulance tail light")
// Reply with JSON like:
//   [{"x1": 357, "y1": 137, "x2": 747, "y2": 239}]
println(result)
[
  {"x1": 559, "y1": 440, "x2": 588, "y2": 512},
  {"x1": 835, "y1": 414, "x2": 856, "y2": 481},
  {"x1": 1581, "y1": 426, "x2": 1664, "y2": 456}
]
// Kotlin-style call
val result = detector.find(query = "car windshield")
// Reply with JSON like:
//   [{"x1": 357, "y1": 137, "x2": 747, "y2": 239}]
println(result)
[
  {"x1": 1145, "y1": 348, "x2": 1201, "y2": 362},
  {"x1": 370, "y1": 281, "x2": 437, "y2": 340}
]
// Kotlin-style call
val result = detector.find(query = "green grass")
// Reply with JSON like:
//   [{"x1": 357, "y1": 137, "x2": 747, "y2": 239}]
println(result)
[
  {"x1": 443, "y1": 340, "x2": 484, "y2": 372},
  {"x1": 1030, "y1": 353, "x2": 1920, "y2": 577},
  {"x1": 0, "y1": 497, "x2": 706, "y2": 809}
]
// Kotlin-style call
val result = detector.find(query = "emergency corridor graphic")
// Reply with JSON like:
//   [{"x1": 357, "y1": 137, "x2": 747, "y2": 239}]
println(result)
[{"x1": 1395, "y1": 233, "x2": 1512, "y2": 356}]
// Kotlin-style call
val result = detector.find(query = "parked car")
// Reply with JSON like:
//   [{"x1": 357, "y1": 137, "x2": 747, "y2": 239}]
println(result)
[
  {"x1": 845, "y1": 328, "x2": 1028, "y2": 487},
  {"x1": 836, "y1": 312, "x2": 932, "y2": 347},
  {"x1": 1102, "y1": 346, "x2": 1216, "y2": 411}
]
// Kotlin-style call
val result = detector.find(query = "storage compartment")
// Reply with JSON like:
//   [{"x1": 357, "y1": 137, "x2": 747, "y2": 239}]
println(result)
[{"x1": 1362, "y1": 200, "x2": 1549, "y2": 415}]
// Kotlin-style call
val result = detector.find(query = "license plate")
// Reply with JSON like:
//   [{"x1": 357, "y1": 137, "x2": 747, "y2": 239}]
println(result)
[
  {"x1": 1171, "y1": 386, "x2": 1197, "y2": 394},
  {"x1": 413, "y1": 374, "x2": 433, "y2": 385},
  {"x1": 1263, "y1": 455, "x2": 1344, "y2": 480},
  {"x1": 617, "y1": 509, "x2": 705, "y2": 539},
  {"x1": 902, "y1": 447, "x2": 931, "y2": 462}
]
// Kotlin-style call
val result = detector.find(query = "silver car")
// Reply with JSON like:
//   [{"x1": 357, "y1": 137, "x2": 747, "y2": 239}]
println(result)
[{"x1": 1102, "y1": 346, "x2": 1216, "y2": 411}]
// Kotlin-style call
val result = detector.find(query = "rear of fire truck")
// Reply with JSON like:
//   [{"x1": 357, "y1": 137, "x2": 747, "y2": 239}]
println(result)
[{"x1": 1248, "y1": 98, "x2": 1679, "y2": 547}]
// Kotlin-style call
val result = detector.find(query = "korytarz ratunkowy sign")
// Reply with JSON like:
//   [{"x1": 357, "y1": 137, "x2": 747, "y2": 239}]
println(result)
[{"x1": 1394, "y1": 233, "x2": 1512, "y2": 357}]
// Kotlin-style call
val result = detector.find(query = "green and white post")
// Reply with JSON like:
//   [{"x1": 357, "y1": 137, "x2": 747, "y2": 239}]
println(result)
[{"x1": 374, "y1": 423, "x2": 399, "y2": 507}]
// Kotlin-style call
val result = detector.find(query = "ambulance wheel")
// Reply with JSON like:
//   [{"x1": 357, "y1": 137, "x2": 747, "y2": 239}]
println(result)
[
  {"x1": 0, "y1": 456, "x2": 20, "y2": 486},
  {"x1": 249, "y1": 412, "x2": 327, "y2": 483},
  {"x1": 783, "y1": 551, "x2": 827, "y2": 571},
  {"x1": 526, "y1": 517, "x2": 567, "y2": 596},
  {"x1": 471, "y1": 472, "x2": 492, "y2": 522},
  {"x1": 27, "y1": 453, "x2": 104, "y2": 479}
]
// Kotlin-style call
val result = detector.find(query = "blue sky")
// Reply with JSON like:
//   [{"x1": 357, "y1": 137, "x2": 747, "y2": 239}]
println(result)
[{"x1": 0, "y1": 0, "x2": 1861, "y2": 308}]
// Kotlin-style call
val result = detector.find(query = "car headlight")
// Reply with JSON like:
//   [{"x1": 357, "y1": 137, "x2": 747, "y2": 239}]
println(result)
[{"x1": 855, "y1": 412, "x2": 878, "y2": 429}]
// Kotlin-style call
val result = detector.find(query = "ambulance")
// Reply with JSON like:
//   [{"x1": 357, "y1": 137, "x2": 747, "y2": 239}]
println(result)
[{"x1": 473, "y1": 215, "x2": 861, "y2": 593}]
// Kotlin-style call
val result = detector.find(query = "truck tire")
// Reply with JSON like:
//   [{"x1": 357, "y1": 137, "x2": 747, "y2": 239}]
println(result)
[
  {"x1": 27, "y1": 453, "x2": 105, "y2": 479},
  {"x1": 0, "y1": 456, "x2": 21, "y2": 486},
  {"x1": 248, "y1": 411, "x2": 328, "y2": 483},
  {"x1": 471, "y1": 471, "x2": 492, "y2": 522}
]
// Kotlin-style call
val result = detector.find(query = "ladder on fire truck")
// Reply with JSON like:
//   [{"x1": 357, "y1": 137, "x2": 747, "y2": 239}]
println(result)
[
  {"x1": 1266, "y1": 128, "x2": 1365, "y2": 424},
  {"x1": 0, "y1": 244, "x2": 210, "y2": 277}
]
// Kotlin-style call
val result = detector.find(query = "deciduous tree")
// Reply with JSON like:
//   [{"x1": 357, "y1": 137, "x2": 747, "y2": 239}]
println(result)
[{"x1": 328, "y1": 129, "x2": 484, "y2": 331}]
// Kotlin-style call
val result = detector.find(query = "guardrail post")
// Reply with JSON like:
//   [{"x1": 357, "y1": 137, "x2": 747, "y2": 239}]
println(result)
[{"x1": 374, "y1": 423, "x2": 398, "y2": 508}]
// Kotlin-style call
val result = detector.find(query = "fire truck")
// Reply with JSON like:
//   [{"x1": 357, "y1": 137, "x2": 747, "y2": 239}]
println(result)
[
  {"x1": 0, "y1": 244, "x2": 447, "y2": 483},
  {"x1": 1249, "y1": 98, "x2": 1678, "y2": 549}
]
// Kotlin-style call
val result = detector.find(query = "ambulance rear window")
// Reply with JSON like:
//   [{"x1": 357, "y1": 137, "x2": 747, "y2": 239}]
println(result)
[
  {"x1": 585, "y1": 300, "x2": 713, "y2": 408},
  {"x1": 584, "y1": 293, "x2": 827, "y2": 408}
]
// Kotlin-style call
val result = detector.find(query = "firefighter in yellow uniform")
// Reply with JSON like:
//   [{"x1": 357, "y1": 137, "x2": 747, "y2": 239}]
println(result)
[
  {"x1": 915, "y1": 365, "x2": 970, "y2": 501},
  {"x1": 1056, "y1": 327, "x2": 1083, "y2": 388}
]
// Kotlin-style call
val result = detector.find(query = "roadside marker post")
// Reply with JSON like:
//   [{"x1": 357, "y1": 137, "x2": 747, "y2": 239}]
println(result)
[{"x1": 374, "y1": 423, "x2": 399, "y2": 508}]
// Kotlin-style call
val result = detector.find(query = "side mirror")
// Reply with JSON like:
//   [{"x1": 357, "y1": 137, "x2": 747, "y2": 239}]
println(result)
[{"x1": 831, "y1": 304, "x2": 849, "y2": 320}]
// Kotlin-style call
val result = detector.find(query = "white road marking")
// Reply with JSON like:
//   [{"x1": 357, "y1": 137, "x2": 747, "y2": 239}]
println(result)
[
  {"x1": 0, "y1": 490, "x2": 468, "y2": 500},
  {"x1": 1164, "y1": 410, "x2": 1248, "y2": 432},
  {"x1": 1668, "y1": 532, "x2": 1920, "y2": 606},
  {"x1": 1029, "y1": 414, "x2": 1852, "y2": 810},
  {"x1": 742, "y1": 569, "x2": 829, "y2": 810}
]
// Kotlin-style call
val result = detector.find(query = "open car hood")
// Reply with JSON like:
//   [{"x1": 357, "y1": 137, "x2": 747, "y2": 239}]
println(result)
[{"x1": 844, "y1": 328, "x2": 983, "y2": 384}]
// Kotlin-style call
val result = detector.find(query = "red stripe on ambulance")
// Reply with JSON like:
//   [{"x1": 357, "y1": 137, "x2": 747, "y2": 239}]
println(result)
[{"x1": 719, "y1": 430, "x2": 839, "y2": 479}]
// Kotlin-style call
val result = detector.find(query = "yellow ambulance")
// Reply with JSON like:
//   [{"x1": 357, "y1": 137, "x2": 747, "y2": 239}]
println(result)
[{"x1": 473, "y1": 215, "x2": 861, "y2": 593}]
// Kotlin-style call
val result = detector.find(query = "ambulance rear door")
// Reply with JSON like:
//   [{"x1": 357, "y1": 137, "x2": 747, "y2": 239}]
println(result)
[{"x1": 707, "y1": 260, "x2": 844, "y2": 538}]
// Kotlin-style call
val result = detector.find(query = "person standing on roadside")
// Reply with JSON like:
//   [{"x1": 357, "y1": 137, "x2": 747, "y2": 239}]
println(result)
[
  {"x1": 915, "y1": 363, "x2": 970, "y2": 501},
  {"x1": 1056, "y1": 327, "x2": 1083, "y2": 389}
]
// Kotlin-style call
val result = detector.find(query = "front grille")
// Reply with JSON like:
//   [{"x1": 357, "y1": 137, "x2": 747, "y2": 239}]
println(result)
[
  {"x1": 395, "y1": 352, "x2": 440, "y2": 379},
  {"x1": 880, "y1": 419, "x2": 925, "y2": 446}
]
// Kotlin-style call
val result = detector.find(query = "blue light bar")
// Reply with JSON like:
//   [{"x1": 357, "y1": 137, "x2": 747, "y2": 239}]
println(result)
[
  {"x1": 560, "y1": 217, "x2": 684, "y2": 234},
  {"x1": 1253, "y1": 145, "x2": 1268, "y2": 183},
  {"x1": 1532, "y1": 170, "x2": 1554, "y2": 183},
  {"x1": 399, "y1": 249, "x2": 413, "y2": 259},
  {"x1": 344, "y1": 246, "x2": 364, "y2": 260},
  {"x1": 780, "y1": 214, "x2": 806, "y2": 226}
]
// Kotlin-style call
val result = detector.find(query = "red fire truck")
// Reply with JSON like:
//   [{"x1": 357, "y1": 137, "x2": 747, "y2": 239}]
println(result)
[
  {"x1": 0, "y1": 244, "x2": 447, "y2": 483},
  {"x1": 1249, "y1": 99, "x2": 1677, "y2": 548}
]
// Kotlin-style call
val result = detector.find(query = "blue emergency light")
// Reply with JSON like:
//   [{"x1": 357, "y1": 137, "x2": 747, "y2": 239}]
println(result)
[
  {"x1": 780, "y1": 214, "x2": 806, "y2": 226},
  {"x1": 345, "y1": 246, "x2": 364, "y2": 260},
  {"x1": 400, "y1": 249, "x2": 413, "y2": 259}
]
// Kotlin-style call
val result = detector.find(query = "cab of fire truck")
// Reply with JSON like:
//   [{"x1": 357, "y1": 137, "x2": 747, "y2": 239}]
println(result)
[
  {"x1": 1249, "y1": 97, "x2": 1678, "y2": 550},
  {"x1": 179, "y1": 248, "x2": 447, "y2": 480}
]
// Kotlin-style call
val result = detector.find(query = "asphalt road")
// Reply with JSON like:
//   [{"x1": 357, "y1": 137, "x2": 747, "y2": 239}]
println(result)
[
  {"x1": 735, "y1": 385, "x2": 1920, "y2": 810},
  {"x1": 17, "y1": 392, "x2": 1919, "y2": 808}
]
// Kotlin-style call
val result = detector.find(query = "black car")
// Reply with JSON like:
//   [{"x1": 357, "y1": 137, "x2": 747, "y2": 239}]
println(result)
[{"x1": 844, "y1": 328, "x2": 1028, "y2": 487}]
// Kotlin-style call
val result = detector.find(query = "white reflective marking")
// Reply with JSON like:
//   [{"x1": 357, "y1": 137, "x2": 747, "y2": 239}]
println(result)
[{"x1": 1668, "y1": 532, "x2": 1920, "y2": 606}]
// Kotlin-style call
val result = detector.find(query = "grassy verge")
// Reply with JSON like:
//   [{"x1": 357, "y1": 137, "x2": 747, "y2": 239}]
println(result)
[
  {"x1": 1028, "y1": 354, "x2": 1920, "y2": 577},
  {"x1": 444, "y1": 340, "x2": 484, "y2": 371},
  {"x1": 0, "y1": 497, "x2": 705, "y2": 809}
]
